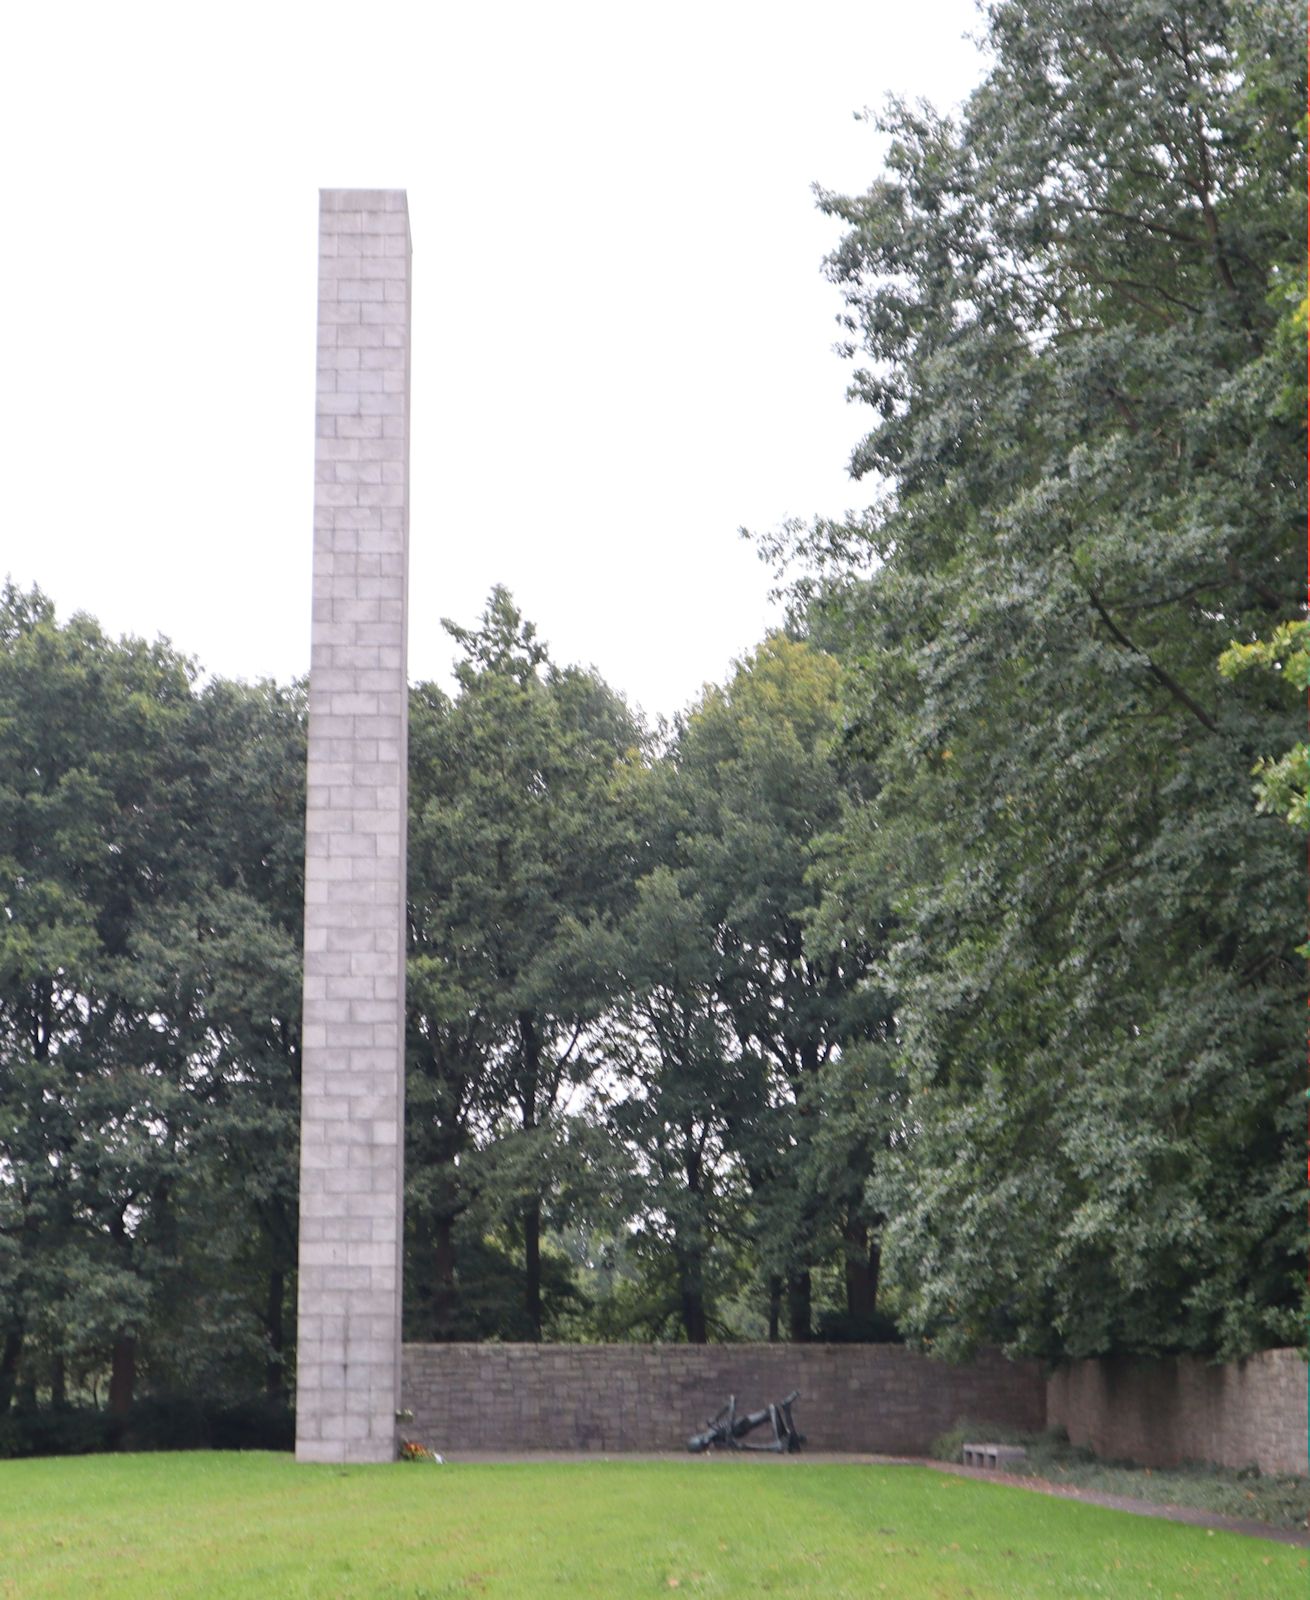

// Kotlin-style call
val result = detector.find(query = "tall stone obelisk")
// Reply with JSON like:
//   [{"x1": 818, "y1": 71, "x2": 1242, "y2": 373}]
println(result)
[{"x1": 295, "y1": 190, "x2": 411, "y2": 1464}]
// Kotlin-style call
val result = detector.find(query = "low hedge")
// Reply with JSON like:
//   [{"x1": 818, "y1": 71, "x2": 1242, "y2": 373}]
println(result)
[{"x1": 0, "y1": 1394, "x2": 293, "y2": 1458}]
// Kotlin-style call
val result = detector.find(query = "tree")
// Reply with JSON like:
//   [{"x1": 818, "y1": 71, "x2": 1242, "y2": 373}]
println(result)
[
  {"x1": 674, "y1": 635, "x2": 893, "y2": 1339},
  {"x1": 0, "y1": 586, "x2": 207, "y2": 1411},
  {"x1": 1219, "y1": 621, "x2": 1310, "y2": 835},
  {"x1": 583, "y1": 862, "x2": 758, "y2": 1343},
  {"x1": 0, "y1": 586, "x2": 308, "y2": 1416},
  {"x1": 180, "y1": 677, "x2": 305, "y2": 1401},
  {"x1": 404, "y1": 589, "x2": 643, "y2": 1340},
  {"x1": 1217, "y1": 275, "x2": 1310, "y2": 840},
  {"x1": 586, "y1": 636, "x2": 894, "y2": 1341},
  {"x1": 769, "y1": 0, "x2": 1306, "y2": 1359}
]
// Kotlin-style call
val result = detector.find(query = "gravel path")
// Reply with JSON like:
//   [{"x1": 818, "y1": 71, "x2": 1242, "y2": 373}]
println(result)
[{"x1": 903, "y1": 1458, "x2": 1310, "y2": 1549}]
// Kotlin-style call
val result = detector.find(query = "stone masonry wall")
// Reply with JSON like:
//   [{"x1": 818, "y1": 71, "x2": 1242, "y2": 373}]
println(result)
[
  {"x1": 1047, "y1": 1349, "x2": 1308, "y2": 1477},
  {"x1": 402, "y1": 1343, "x2": 1045, "y2": 1455},
  {"x1": 295, "y1": 190, "x2": 411, "y2": 1464}
]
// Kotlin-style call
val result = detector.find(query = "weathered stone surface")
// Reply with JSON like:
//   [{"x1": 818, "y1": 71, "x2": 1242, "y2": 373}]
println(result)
[
  {"x1": 296, "y1": 190, "x2": 411, "y2": 1465},
  {"x1": 1047, "y1": 1349, "x2": 1309, "y2": 1477},
  {"x1": 401, "y1": 1343, "x2": 1046, "y2": 1455}
]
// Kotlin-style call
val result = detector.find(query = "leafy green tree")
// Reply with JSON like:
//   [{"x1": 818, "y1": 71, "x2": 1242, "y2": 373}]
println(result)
[
  {"x1": 1217, "y1": 278, "x2": 1310, "y2": 839},
  {"x1": 772, "y1": 0, "x2": 1306, "y2": 1359},
  {"x1": 0, "y1": 587, "x2": 307, "y2": 1414},
  {"x1": 584, "y1": 863, "x2": 759, "y2": 1342},
  {"x1": 674, "y1": 635, "x2": 891, "y2": 1339},
  {"x1": 180, "y1": 678, "x2": 306, "y2": 1400},
  {"x1": 587, "y1": 636, "x2": 892, "y2": 1341},
  {"x1": 1219, "y1": 621, "x2": 1310, "y2": 834},
  {"x1": 0, "y1": 585, "x2": 207, "y2": 1410},
  {"x1": 404, "y1": 589, "x2": 643, "y2": 1340}
]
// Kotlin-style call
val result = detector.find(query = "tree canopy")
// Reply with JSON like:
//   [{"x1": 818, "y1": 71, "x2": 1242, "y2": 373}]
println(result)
[
  {"x1": 0, "y1": 585, "x2": 305, "y2": 1420},
  {"x1": 767, "y1": 0, "x2": 1306, "y2": 1360}
]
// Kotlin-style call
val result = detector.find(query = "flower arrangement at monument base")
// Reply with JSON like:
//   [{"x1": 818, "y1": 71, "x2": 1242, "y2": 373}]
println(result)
[{"x1": 398, "y1": 1439, "x2": 441, "y2": 1463}]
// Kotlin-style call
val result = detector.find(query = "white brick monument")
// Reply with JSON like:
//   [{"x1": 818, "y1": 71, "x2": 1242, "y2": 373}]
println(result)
[{"x1": 295, "y1": 190, "x2": 411, "y2": 1463}]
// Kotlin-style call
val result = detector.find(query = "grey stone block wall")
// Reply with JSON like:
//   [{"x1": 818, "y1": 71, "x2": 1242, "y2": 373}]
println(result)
[
  {"x1": 296, "y1": 190, "x2": 411, "y2": 1464},
  {"x1": 1048, "y1": 1349, "x2": 1309, "y2": 1477},
  {"x1": 401, "y1": 1343, "x2": 1046, "y2": 1455}
]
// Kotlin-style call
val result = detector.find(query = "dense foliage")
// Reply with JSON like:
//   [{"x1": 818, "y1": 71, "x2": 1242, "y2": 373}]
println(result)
[
  {"x1": 0, "y1": 585, "x2": 304, "y2": 1419},
  {"x1": 404, "y1": 588, "x2": 644, "y2": 1342},
  {"x1": 769, "y1": 0, "x2": 1306, "y2": 1359}
]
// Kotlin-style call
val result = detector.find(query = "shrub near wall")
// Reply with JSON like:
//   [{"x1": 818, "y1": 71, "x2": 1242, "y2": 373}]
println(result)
[
  {"x1": 402, "y1": 1343, "x2": 1045, "y2": 1455},
  {"x1": 1047, "y1": 1349, "x2": 1308, "y2": 1477},
  {"x1": 0, "y1": 1397, "x2": 295, "y2": 1458}
]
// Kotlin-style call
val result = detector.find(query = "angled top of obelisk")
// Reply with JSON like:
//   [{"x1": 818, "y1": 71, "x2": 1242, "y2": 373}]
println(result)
[{"x1": 319, "y1": 188, "x2": 409, "y2": 212}]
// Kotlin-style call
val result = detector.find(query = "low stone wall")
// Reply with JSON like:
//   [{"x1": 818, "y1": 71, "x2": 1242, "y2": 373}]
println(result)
[
  {"x1": 402, "y1": 1342, "x2": 1044, "y2": 1455},
  {"x1": 1047, "y1": 1348, "x2": 1308, "y2": 1477}
]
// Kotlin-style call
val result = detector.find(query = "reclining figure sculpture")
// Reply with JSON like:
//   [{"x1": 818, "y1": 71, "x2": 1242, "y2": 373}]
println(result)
[{"x1": 686, "y1": 1390, "x2": 805, "y2": 1453}]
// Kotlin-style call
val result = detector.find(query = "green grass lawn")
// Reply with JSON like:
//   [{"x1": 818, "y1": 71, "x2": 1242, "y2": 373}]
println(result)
[
  {"x1": 929, "y1": 1424, "x2": 1310, "y2": 1532},
  {"x1": 0, "y1": 1453, "x2": 1302, "y2": 1599}
]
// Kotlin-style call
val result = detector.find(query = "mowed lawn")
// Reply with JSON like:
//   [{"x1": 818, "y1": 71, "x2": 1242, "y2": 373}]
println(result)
[{"x1": 0, "y1": 1453, "x2": 1303, "y2": 1599}]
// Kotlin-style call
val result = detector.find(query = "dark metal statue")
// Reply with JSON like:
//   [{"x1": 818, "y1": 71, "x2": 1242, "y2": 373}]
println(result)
[{"x1": 686, "y1": 1390, "x2": 805, "y2": 1453}]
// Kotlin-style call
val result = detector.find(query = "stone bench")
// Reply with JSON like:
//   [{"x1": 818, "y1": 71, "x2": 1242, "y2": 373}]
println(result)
[{"x1": 961, "y1": 1442, "x2": 1028, "y2": 1470}]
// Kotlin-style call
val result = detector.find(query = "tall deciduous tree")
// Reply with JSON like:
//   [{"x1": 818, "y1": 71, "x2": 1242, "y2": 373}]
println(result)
[
  {"x1": 773, "y1": 0, "x2": 1306, "y2": 1359},
  {"x1": 0, "y1": 587, "x2": 206, "y2": 1411},
  {"x1": 674, "y1": 636, "x2": 890, "y2": 1339},
  {"x1": 405, "y1": 589, "x2": 643, "y2": 1340},
  {"x1": 591, "y1": 635, "x2": 892, "y2": 1341},
  {"x1": 0, "y1": 587, "x2": 307, "y2": 1415},
  {"x1": 593, "y1": 863, "x2": 758, "y2": 1343},
  {"x1": 182, "y1": 677, "x2": 305, "y2": 1400}
]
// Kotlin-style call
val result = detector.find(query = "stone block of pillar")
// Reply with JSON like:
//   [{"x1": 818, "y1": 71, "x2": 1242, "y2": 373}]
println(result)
[{"x1": 295, "y1": 189, "x2": 410, "y2": 1464}]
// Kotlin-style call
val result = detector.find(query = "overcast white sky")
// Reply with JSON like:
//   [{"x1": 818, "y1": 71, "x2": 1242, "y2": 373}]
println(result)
[{"x1": 3, "y1": 1, "x2": 988, "y2": 718}]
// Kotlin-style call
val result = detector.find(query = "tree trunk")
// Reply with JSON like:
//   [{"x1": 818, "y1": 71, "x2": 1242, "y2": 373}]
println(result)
[
  {"x1": 787, "y1": 1272, "x2": 811, "y2": 1342},
  {"x1": 433, "y1": 1216, "x2": 457, "y2": 1339},
  {"x1": 867, "y1": 1231, "x2": 882, "y2": 1318},
  {"x1": 108, "y1": 1335, "x2": 136, "y2": 1415},
  {"x1": 518, "y1": 1012, "x2": 543, "y2": 1342},
  {"x1": 50, "y1": 1354, "x2": 66, "y2": 1408},
  {"x1": 0, "y1": 1328, "x2": 24, "y2": 1414},
  {"x1": 843, "y1": 1216, "x2": 879, "y2": 1328},
  {"x1": 767, "y1": 1276, "x2": 781, "y2": 1342},
  {"x1": 524, "y1": 1200, "x2": 542, "y2": 1341},
  {"x1": 264, "y1": 1267, "x2": 285, "y2": 1400},
  {"x1": 680, "y1": 1281, "x2": 708, "y2": 1344},
  {"x1": 677, "y1": 1235, "x2": 708, "y2": 1344}
]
